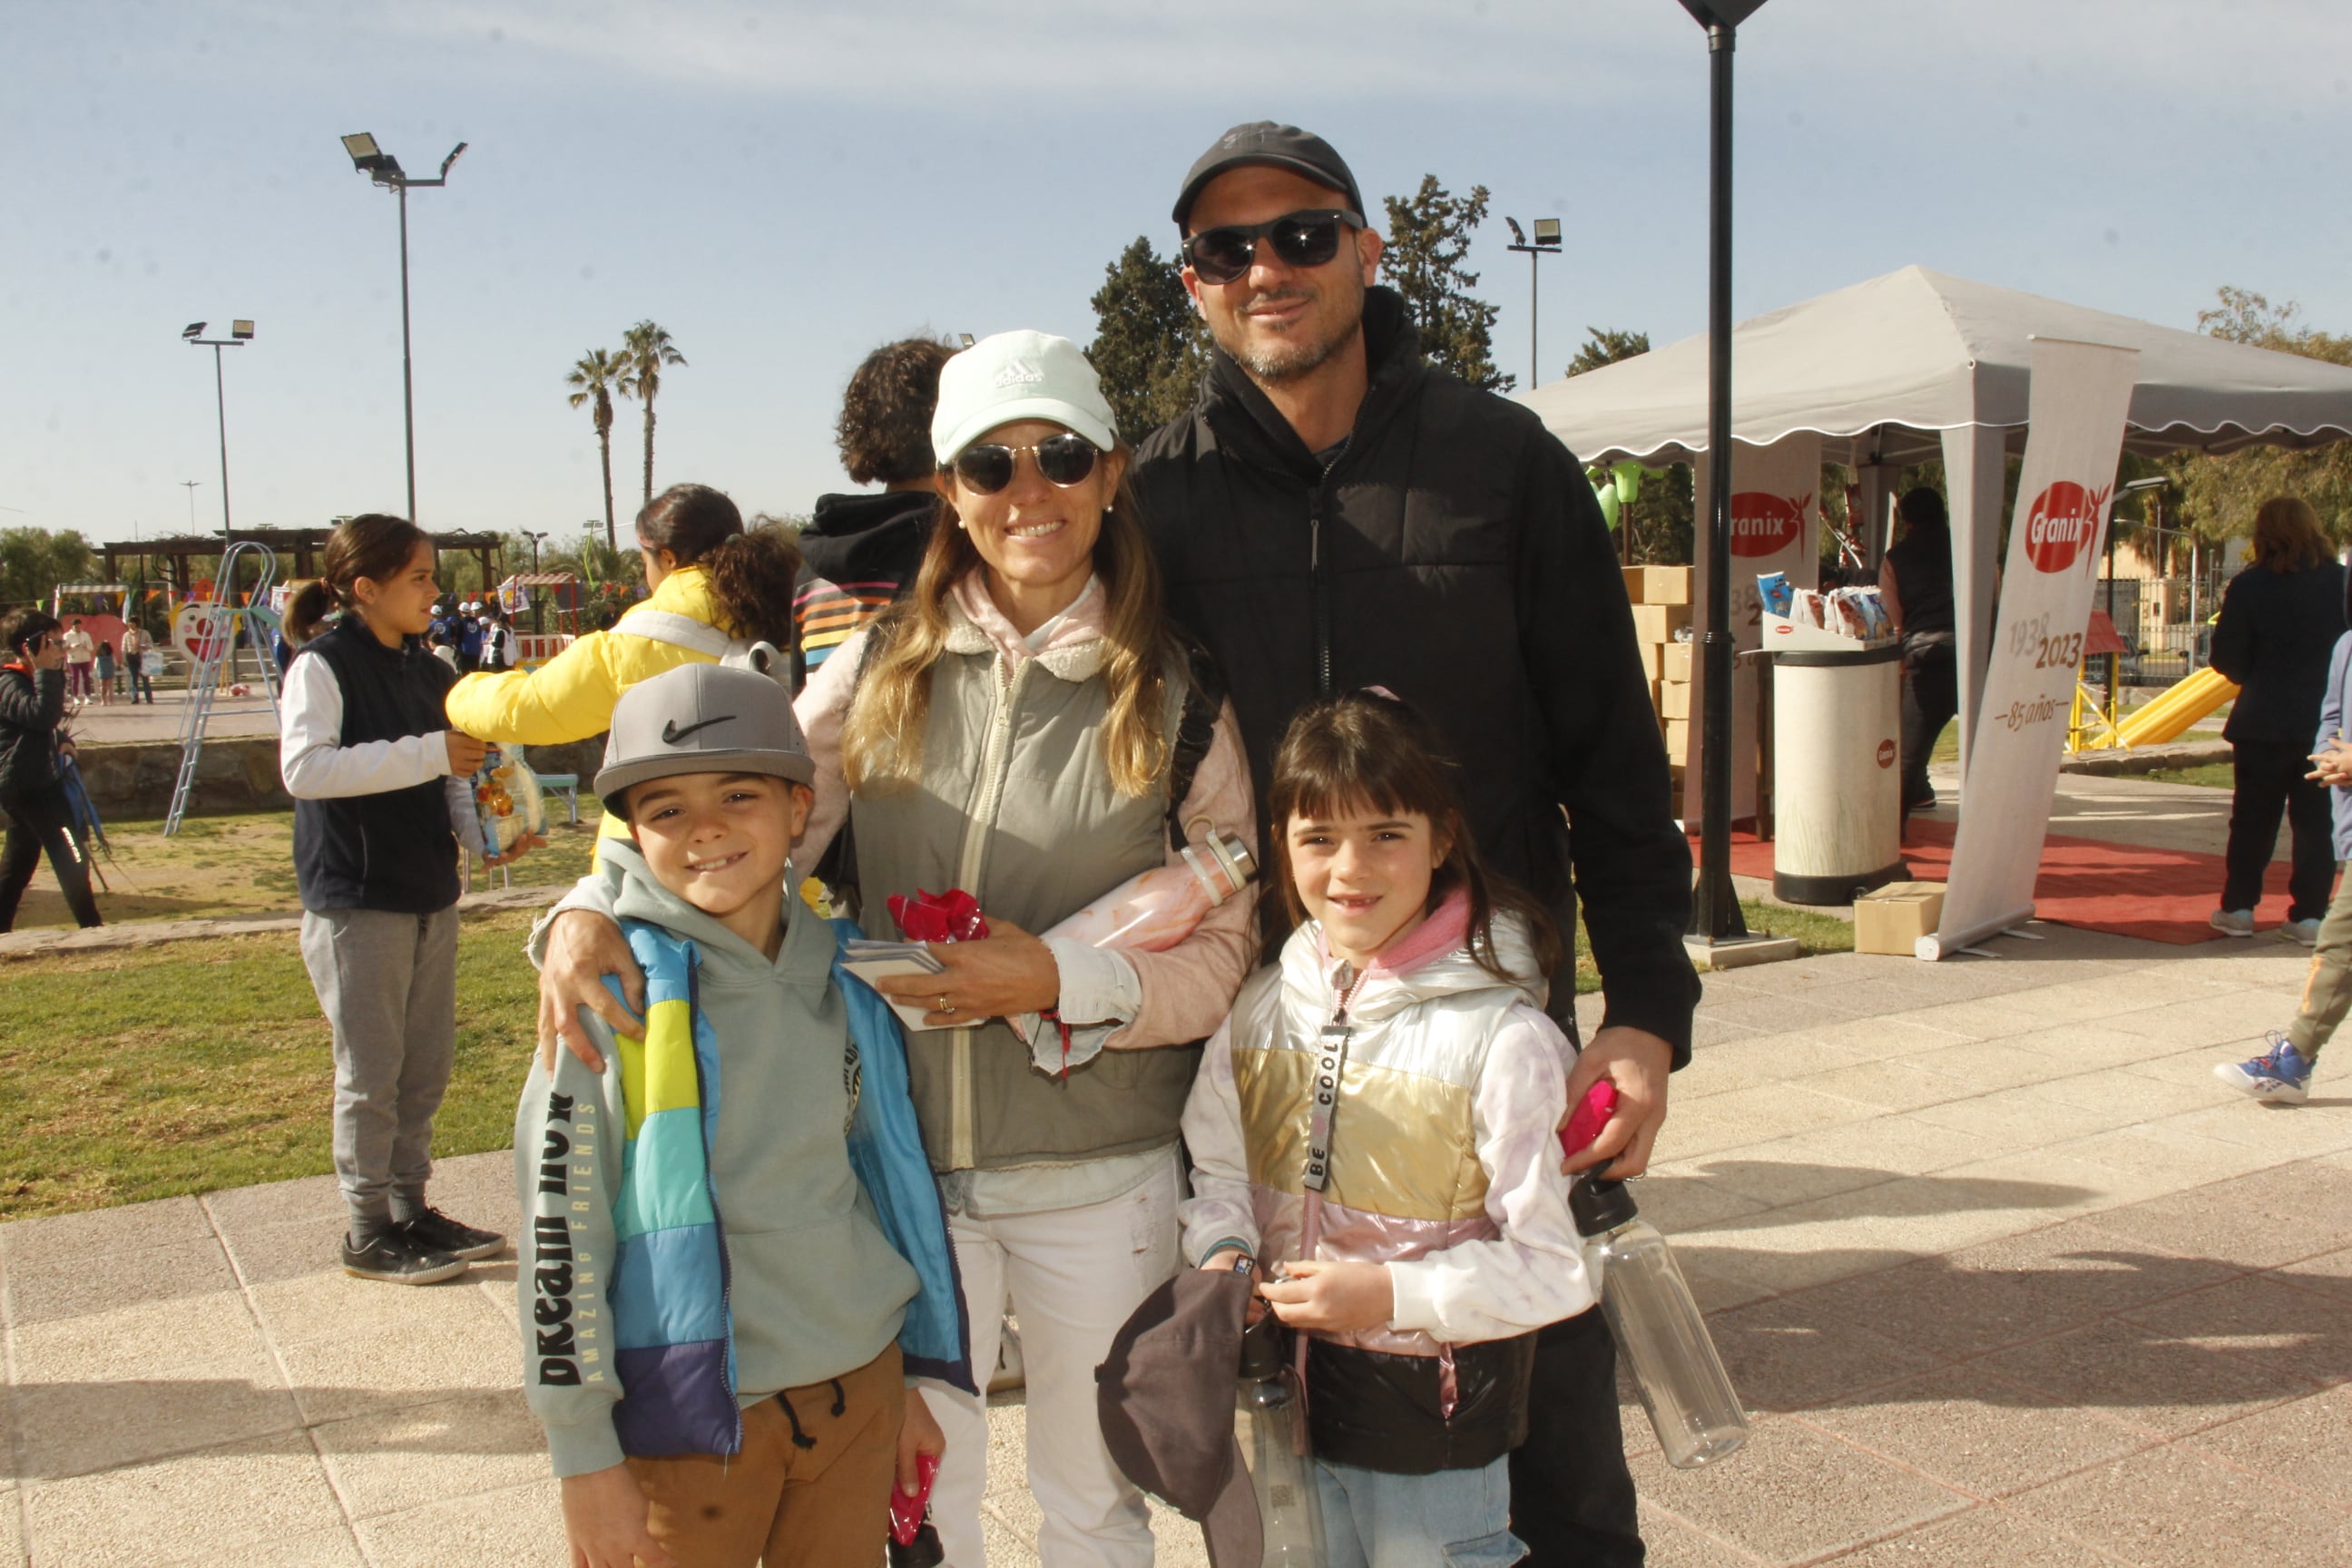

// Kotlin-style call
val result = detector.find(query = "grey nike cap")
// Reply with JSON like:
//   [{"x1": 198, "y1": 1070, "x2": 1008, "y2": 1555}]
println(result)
[{"x1": 595, "y1": 662, "x2": 816, "y2": 820}]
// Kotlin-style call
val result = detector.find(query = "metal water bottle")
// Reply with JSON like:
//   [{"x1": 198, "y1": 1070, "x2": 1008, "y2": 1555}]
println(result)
[
  {"x1": 1236, "y1": 1315, "x2": 1327, "y2": 1564},
  {"x1": 1572, "y1": 1178, "x2": 1749, "y2": 1469}
]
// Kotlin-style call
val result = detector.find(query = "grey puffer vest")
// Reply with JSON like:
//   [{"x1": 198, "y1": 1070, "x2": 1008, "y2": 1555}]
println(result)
[{"x1": 852, "y1": 604, "x2": 1198, "y2": 1171}]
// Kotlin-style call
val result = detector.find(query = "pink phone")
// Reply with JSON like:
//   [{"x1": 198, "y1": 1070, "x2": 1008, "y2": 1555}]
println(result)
[
  {"x1": 889, "y1": 1451, "x2": 940, "y2": 1547},
  {"x1": 1559, "y1": 1081, "x2": 1620, "y2": 1159}
]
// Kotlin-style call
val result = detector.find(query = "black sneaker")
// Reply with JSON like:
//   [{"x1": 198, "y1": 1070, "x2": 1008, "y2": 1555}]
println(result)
[
  {"x1": 341, "y1": 1227, "x2": 467, "y2": 1285},
  {"x1": 401, "y1": 1205, "x2": 507, "y2": 1262}
]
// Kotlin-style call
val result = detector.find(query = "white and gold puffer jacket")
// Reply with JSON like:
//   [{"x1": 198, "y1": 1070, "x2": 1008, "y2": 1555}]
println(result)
[{"x1": 1179, "y1": 896, "x2": 1596, "y2": 1358}]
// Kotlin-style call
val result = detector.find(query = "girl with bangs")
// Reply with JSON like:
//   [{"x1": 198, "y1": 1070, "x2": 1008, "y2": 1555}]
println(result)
[{"x1": 1180, "y1": 688, "x2": 1593, "y2": 1568}]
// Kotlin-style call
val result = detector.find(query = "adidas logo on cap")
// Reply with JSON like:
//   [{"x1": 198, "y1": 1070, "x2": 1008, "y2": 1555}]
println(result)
[{"x1": 992, "y1": 358, "x2": 1045, "y2": 388}]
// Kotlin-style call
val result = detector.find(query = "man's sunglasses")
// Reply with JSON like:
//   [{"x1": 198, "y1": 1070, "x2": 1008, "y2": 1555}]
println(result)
[
  {"x1": 947, "y1": 433, "x2": 1102, "y2": 496},
  {"x1": 1181, "y1": 209, "x2": 1364, "y2": 286}
]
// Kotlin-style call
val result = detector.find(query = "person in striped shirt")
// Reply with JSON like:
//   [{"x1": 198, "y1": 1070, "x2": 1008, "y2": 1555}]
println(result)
[{"x1": 792, "y1": 336, "x2": 956, "y2": 688}]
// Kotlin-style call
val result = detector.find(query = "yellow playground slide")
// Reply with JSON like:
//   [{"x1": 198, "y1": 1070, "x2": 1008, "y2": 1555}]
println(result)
[{"x1": 2112, "y1": 665, "x2": 2238, "y2": 748}]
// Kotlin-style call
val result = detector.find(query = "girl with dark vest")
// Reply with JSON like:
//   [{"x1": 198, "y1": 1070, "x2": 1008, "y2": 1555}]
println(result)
[{"x1": 280, "y1": 514, "x2": 530, "y2": 1285}]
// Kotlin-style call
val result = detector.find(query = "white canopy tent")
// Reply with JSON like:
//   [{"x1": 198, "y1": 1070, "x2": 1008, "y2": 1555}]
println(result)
[{"x1": 1518, "y1": 264, "x2": 2352, "y2": 762}]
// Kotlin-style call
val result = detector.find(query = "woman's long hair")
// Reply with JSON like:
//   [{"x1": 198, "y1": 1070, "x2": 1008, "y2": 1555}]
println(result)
[
  {"x1": 2249, "y1": 495, "x2": 2334, "y2": 573},
  {"x1": 840, "y1": 450, "x2": 1171, "y2": 799},
  {"x1": 636, "y1": 484, "x2": 801, "y2": 649},
  {"x1": 1266, "y1": 689, "x2": 1563, "y2": 985},
  {"x1": 284, "y1": 514, "x2": 430, "y2": 642}
]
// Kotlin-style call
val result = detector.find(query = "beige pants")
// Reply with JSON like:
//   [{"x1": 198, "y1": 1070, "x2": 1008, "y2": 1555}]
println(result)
[{"x1": 628, "y1": 1343, "x2": 905, "y2": 1568}]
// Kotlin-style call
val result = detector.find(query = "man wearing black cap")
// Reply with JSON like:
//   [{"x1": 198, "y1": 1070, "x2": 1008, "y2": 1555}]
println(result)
[{"x1": 1132, "y1": 121, "x2": 1698, "y2": 1567}]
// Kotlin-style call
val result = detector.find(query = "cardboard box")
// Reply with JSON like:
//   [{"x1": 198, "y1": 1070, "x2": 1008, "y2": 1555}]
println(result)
[
  {"x1": 1854, "y1": 881, "x2": 1946, "y2": 956},
  {"x1": 1632, "y1": 603, "x2": 1692, "y2": 644},
  {"x1": 1663, "y1": 718, "x2": 1690, "y2": 760},
  {"x1": 1661, "y1": 642, "x2": 1693, "y2": 683},
  {"x1": 1636, "y1": 641, "x2": 1663, "y2": 681},
  {"x1": 1623, "y1": 565, "x2": 1693, "y2": 605},
  {"x1": 1659, "y1": 680, "x2": 1691, "y2": 720}
]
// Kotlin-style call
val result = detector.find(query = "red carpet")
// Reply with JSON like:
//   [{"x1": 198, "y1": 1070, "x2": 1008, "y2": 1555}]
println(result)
[{"x1": 1702, "y1": 818, "x2": 2306, "y2": 945}]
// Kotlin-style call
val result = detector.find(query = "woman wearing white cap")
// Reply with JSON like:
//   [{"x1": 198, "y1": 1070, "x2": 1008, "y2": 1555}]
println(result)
[{"x1": 536, "y1": 330, "x2": 1257, "y2": 1565}]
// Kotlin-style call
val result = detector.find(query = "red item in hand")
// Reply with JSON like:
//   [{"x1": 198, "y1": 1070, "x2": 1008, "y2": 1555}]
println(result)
[
  {"x1": 1560, "y1": 1081, "x2": 1620, "y2": 1158},
  {"x1": 889, "y1": 1451, "x2": 940, "y2": 1547},
  {"x1": 887, "y1": 888, "x2": 990, "y2": 945}
]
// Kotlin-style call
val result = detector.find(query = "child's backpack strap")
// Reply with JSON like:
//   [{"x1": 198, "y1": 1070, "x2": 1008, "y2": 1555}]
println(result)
[{"x1": 829, "y1": 918, "x2": 978, "y2": 1396}]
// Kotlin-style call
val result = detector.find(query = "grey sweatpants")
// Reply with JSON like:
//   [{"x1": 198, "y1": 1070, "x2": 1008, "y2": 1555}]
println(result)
[
  {"x1": 2288, "y1": 865, "x2": 2352, "y2": 1061},
  {"x1": 299, "y1": 906, "x2": 460, "y2": 1230}
]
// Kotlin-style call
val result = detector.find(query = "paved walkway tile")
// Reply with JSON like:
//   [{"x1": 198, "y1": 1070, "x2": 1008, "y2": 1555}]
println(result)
[{"x1": 8, "y1": 929, "x2": 2352, "y2": 1563}]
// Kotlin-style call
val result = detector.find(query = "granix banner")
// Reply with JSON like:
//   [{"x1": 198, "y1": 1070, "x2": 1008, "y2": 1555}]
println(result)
[
  {"x1": 1922, "y1": 337, "x2": 2140, "y2": 959},
  {"x1": 1690, "y1": 433, "x2": 1820, "y2": 820}
]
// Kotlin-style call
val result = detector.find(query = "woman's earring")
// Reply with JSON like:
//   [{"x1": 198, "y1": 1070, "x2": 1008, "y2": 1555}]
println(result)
[{"x1": 956, "y1": 517, "x2": 968, "y2": 531}]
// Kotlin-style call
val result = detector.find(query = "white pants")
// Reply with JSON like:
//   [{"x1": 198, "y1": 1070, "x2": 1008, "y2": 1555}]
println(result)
[{"x1": 930, "y1": 1152, "x2": 1183, "y2": 1568}]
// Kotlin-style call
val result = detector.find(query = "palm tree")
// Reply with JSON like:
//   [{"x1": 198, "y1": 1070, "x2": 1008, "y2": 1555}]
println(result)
[
  {"x1": 617, "y1": 320, "x2": 687, "y2": 510},
  {"x1": 566, "y1": 347, "x2": 627, "y2": 550}
]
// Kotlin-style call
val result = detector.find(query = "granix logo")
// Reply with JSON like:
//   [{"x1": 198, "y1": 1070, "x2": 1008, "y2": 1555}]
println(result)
[
  {"x1": 2023, "y1": 480, "x2": 2111, "y2": 574},
  {"x1": 1729, "y1": 491, "x2": 1809, "y2": 558}
]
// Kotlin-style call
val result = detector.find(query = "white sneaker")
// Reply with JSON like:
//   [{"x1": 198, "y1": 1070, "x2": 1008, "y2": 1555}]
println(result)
[
  {"x1": 2284, "y1": 918, "x2": 2323, "y2": 946},
  {"x1": 2210, "y1": 909, "x2": 2257, "y2": 937}
]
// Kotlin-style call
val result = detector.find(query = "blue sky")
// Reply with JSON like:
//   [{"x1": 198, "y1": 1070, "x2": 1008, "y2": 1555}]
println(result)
[{"x1": 7, "y1": 0, "x2": 2348, "y2": 548}]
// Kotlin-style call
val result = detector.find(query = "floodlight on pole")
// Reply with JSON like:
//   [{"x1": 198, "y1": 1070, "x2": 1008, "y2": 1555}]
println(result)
[
  {"x1": 1505, "y1": 214, "x2": 1564, "y2": 390},
  {"x1": 182, "y1": 319, "x2": 254, "y2": 544},
  {"x1": 341, "y1": 132, "x2": 468, "y2": 525}
]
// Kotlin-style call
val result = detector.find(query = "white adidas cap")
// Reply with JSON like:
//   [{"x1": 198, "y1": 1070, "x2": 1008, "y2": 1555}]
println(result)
[{"x1": 930, "y1": 330, "x2": 1119, "y2": 466}]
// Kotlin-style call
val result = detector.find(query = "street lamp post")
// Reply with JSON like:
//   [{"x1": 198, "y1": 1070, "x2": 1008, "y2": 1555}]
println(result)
[
  {"x1": 1503, "y1": 217, "x2": 1563, "y2": 389},
  {"x1": 522, "y1": 529, "x2": 548, "y2": 632},
  {"x1": 1675, "y1": 0, "x2": 1773, "y2": 950},
  {"x1": 181, "y1": 321, "x2": 253, "y2": 544},
  {"x1": 340, "y1": 133, "x2": 467, "y2": 526}
]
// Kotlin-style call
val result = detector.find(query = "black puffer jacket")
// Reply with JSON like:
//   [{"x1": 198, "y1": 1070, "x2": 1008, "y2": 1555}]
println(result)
[
  {"x1": 0, "y1": 665, "x2": 66, "y2": 796},
  {"x1": 1133, "y1": 288, "x2": 1699, "y2": 1060}
]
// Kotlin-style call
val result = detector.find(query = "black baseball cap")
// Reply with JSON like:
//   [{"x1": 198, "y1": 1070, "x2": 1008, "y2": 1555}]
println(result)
[{"x1": 1172, "y1": 121, "x2": 1364, "y2": 233}]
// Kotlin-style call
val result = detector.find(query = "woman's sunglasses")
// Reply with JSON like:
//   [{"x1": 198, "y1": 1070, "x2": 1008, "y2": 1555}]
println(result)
[
  {"x1": 948, "y1": 433, "x2": 1101, "y2": 496},
  {"x1": 1181, "y1": 208, "x2": 1364, "y2": 286}
]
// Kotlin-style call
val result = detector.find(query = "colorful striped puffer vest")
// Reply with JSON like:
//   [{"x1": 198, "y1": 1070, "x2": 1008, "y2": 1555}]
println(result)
[{"x1": 605, "y1": 917, "x2": 975, "y2": 1458}]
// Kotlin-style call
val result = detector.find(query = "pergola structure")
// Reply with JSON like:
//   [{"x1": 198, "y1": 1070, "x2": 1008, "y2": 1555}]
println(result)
[{"x1": 101, "y1": 527, "x2": 505, "y2": 597}]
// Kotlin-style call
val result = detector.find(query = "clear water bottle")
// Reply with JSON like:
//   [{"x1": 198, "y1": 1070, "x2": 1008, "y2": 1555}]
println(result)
[
  {"x1": 1572, "y1": 1178, "x2": 1749, "y2": 1469},
  {"x1": 1236, "y1": 1316, "x2": 1327, "y2": 1564}
]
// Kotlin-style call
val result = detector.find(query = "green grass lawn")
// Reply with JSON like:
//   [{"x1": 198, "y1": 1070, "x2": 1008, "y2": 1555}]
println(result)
[
  {"x1": 0, "y1": 909, "x2": 543, "y2": 1222},
  {"x1": 2140, "y1": 762, "x2": 2235, "y2": 789},
  {"x1": 13, "y1": 803, "x2": 607, "y2": 929}
]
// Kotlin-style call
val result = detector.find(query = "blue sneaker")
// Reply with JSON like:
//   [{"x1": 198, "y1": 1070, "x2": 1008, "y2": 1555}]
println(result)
[{"x1": 2213, "y1": 1033, "x2": 2313, "y2": 1104}]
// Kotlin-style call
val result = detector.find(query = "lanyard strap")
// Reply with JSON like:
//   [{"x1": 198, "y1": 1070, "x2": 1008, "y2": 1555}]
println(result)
[{"x1": 1301, "y1": 1021, "x2": 1351, "y2": 1193}]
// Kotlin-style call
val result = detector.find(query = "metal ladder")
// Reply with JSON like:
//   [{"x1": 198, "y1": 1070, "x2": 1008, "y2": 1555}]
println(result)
[{"x1": 162, "y1": 541, "x2": 284, "y2": 836}]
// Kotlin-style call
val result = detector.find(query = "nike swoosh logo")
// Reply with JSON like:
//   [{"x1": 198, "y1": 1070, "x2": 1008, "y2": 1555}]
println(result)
[{"x1": 661, "y1": 714, "x2": 735, "y2": 745}]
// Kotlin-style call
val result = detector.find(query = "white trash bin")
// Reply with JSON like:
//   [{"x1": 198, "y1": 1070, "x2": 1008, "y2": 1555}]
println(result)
[{"x1": 1770, "y1": 643, "x2": 1907, "y2": 905}]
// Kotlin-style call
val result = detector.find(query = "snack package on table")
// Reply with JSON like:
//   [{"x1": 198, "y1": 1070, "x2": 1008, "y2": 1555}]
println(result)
[
  {"x1": 469, "y1": 744, "x2": 548, "y2": 860},
  {"x1": 1756, "y1": 571, "x2": 1795, "y2": 620}
]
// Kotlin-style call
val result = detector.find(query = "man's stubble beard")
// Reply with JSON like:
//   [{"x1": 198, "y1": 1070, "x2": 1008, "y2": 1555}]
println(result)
[{"x1": 1220, "y1": 276, "x2": 1367, "y2": 387}]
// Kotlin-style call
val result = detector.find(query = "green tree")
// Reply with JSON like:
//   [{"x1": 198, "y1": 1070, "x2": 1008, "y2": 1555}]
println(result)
[
  {"x1": 1565, "y1": 327, "x2": 1651, "y2": 379},
  {"x1": 1086, "y1": 237, "x2": 1210, "y2": 441},
  {"x1": 567, "y1": 347, "x2": 628, "y2": 552},
  {"x1": 1380, "y1": 176, "x2": 1509, "y2": 392},
  {"x1": 0, "y1": 526, "x2": 98, "y2": 611},
  {"x1": 618, "y1": 320, "x2": 688, "y2": 510},
  {"x1": 2164, "y1": 288, "x2": 2352, "y2": 546}
]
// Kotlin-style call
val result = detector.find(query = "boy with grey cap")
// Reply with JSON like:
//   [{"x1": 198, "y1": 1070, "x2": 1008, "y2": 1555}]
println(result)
[{"x1": 514, "y1": 662, "x2": 971, "y2": 1568}]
